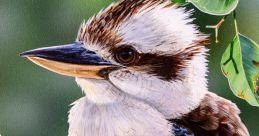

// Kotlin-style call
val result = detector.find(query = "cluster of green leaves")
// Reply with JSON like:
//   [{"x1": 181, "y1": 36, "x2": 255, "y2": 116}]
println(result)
[{"x1": 172, "y1": 0, "x2": 259, "y2": 106}]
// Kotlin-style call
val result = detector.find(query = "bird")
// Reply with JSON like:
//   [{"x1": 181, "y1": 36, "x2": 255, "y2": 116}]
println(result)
[{"x1": 20, "y1": 0, "x2": 250, "y2": 136}]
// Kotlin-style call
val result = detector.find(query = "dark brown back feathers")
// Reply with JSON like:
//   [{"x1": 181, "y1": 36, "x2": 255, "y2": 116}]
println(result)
[{"x1": 170, "y1": 93, "x2": 249, "y2": 136}]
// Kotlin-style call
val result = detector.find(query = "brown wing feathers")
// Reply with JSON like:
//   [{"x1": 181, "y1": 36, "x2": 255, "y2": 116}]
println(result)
[{"x1": 170, "y1": 93, "x2": 249, "y2": 136}]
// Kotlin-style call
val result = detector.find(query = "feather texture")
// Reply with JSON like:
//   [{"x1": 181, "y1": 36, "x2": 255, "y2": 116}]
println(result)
[{"x1": 169, "y1": 92, "x2": 249, "y2": 136}]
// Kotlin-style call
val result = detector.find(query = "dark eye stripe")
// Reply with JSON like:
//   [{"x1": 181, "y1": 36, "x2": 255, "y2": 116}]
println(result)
[
  {"x1": 111, "y1": 43, "x2": 204, "y2": 81},
  {"x1": 135, "y1": 53, "x2": 183, "y2": 80},
  {"x1": 133, "y1": 46, "x2": 204, "y2": 81}
]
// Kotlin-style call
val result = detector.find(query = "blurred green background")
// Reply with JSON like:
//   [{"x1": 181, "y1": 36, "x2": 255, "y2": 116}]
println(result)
[{"x1": 0, "y1": 0, "x2": 258, "y2": 135}]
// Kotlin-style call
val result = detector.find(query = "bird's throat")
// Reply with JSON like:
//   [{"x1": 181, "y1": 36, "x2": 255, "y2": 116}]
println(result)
[{"x1": 75, "y1": 78, "x2": 124, "y2": 104}]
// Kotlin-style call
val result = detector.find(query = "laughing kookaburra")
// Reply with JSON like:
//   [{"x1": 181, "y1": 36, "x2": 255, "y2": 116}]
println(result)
[{"x1": 20, "y1": 0, "x2": 249, "y2": 136}]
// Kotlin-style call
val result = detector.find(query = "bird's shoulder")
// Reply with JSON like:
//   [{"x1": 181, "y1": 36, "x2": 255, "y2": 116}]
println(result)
[{"x1": 170, "y1": 92, "x2": 249, "y2": 136}]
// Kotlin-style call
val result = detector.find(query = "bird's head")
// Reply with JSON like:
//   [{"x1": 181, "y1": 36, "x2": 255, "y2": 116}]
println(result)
[{"x1": 21, "y1": 0, "x2": 209, "y2": 118}]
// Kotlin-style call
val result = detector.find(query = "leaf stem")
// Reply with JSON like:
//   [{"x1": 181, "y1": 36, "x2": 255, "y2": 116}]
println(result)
[{"x1": 233, "y1": 10, "x2": 239, "y2": 36}]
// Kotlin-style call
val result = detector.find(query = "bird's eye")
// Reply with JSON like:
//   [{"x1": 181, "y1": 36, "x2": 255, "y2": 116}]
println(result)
[{"x1": 115, "y1": 46, "x2": 139, "y2": 65}]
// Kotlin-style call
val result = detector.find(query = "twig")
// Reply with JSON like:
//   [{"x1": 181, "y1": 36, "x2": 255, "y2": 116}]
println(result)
[{"x1": 206, "y1": 17, "x2": 226, "y2": 43}]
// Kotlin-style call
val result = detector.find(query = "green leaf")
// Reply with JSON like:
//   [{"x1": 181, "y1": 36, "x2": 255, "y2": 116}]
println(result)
[
  {"x1": 171, "y1": 0, "x2": 188, "y2": 5},
  {"x1": 221, "y1": 34, "x2": 259, "y2": 106},
  {"x1": 190, "y1": 0, "x2": 239, "y2": 16}
]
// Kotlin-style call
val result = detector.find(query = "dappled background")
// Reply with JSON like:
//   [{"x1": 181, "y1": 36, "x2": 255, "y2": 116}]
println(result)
[{"x1": 0, "y1": 0, "x2": 259, "y2": 135}]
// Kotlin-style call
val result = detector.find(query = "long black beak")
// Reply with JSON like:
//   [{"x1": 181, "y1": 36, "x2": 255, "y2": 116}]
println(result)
[{"x1": 20, "y1": 43, "x2": 115, "y2": 79}]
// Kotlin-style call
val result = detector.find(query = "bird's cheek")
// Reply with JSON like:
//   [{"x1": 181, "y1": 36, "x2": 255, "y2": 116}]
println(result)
[{"x1": 108, "y1": 69, "x2": 145, "y2": 96}]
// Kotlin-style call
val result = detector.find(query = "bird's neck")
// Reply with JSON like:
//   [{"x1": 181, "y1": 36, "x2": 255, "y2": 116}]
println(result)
[{"x1": 68, "y1": 78, "x2": 172, "y2": 136}]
